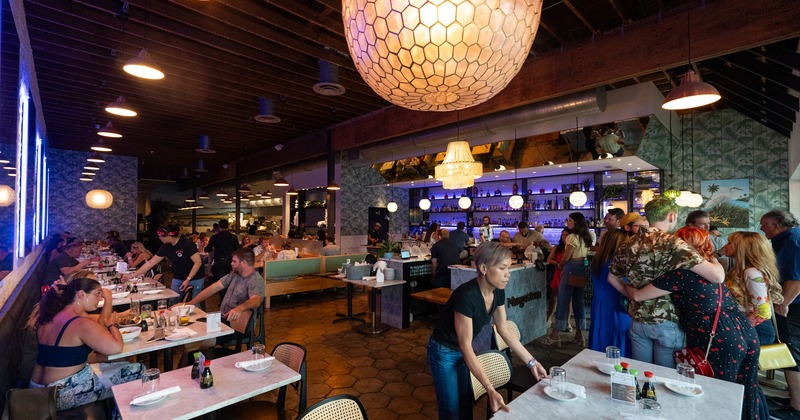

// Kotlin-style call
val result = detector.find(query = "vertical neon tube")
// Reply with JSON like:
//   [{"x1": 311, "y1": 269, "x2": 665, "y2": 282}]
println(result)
[{"x1": 15, "y1": 83, "x2": 29, "y2": 259}]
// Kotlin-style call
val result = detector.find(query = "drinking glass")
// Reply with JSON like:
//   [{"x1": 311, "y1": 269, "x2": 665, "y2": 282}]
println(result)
[
  {"x1": 605, "y1": 346, "x2": 620, "y2": 366},
  {"x1": 549, "y1": 366, "x2": 567, "y2": 397},
  {"x1": 157, "y1": 299, "x2": 167, "y2": 311},
  {"x1": 167, "y1": 311, "x2": 178, "y2": 333},
  {"x1": 638, "y1": 399, "x2": 662, "y2": 417},
  {"x1": 676, "y1": 363, "x2": 695, "y2": 390},
  {"x1": 142, "y1": 368, "x2": 160, "y2": 394},
  {"x1": 252, "y1": 344, "x2": 266, "y2": 362},
  {"x1": 141, "y1": 304, "x2": 152, "y2": 323},
  {"x1": 178, "y1": 306, "x2": 191, "y2": 326},
  {"x1": 130, "y1": 300, "x2": 141, "y2": 317}
]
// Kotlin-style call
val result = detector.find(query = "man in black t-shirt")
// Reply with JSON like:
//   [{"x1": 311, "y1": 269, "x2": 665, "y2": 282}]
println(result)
[
  {"x1": 107, "y1": 235, "x2": 130, "y2": 257},
  {"x1": 205, "y1": 219, "x2": 240, "y2": 282},
  {"x1": 430, "y1": 229, "x2": 462, "y2": 289},
  {"x1": 126, "y1": 222, "x2": 204, "y2": 304},
  {"x1": 43, "y1": 241, "x2": 91, "y2": 286}
]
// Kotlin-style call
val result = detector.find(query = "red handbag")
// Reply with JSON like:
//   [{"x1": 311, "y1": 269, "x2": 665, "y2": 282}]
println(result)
[{"x1": 672, "y1": 284, "x2": 722, "y2": 378}]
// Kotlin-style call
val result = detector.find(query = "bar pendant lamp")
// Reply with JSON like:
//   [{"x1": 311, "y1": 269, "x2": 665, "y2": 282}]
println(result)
[
  {"x1": 568, "y1": 120, "x2": 587, "y2": 207},
  {"x1": 0, "y1": 152, "x2": 9, "y2": 164},
  {"x1": 97, "y1": 122, "x2": 122, "y2": 138},
  {"x1": 105, "y1": 95, "x2": 137, "y2": 117},
  {"x1": 123, "y1": 49, "x2": 165, "y2": 80},
  {"x1": 458, "y1": 195, "x2": 471, "y2": 210},
  {"x1": 0, "y1": 185, "x2": 15, "y2": 206},
  {"x1": 326, "y1": 181, "x2": 341, "y2": 191},
  {"x1": 274, "y1": 177, "x2": 289, "y2": 187},
  {"x1": 87, "y1": 153, "x2": 105, "y2": 163},
  {"x1": 79, "y1": 177, "x2": 93, "y2": 182},
  {"x1": 435, "y1": 141, "x2": 482, "y2": 189},
  {"x1": 91, "y1": 139, "x2": 113, "y2": 152},
  {"x1": 84, "y1": 162, "x2": 101, "y2": 171},
  {"x1": 342, "y1": 0, "x2": 543, "y2": 111},
  {"x1": 286, "y1": 188, "x2": 298, "y2": 196},
  {"x1": 216, "y1": 189, "x2": 228, "y2": 197},
  {"x1": 198, "y1": 192, "x2": 210, "y2": 200},
  {"x1": 85, "y1": 189, "x2": 113, "y2": 209}
]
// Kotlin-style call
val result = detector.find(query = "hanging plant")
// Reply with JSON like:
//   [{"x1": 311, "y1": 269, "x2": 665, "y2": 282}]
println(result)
[{"x1": 602, "y1": 184, "x2": 626, "y2": 200}]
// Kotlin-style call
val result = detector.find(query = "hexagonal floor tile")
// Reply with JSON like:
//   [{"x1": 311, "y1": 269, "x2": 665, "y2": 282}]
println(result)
[
  {"x1": 359, "y1": 392, "x2": 392, "y2": 409},
  {"x1": 353, "y1": 377, "x2": 385, "y2": 394},
  {"x1": 350, "y1": 366, "x2": 379, "y2": 379},
  {"x1": 324, "y1": 374, "x2": 357, "y2": 389},
  {"x1": 383, "y1": 381, "x2": 414, "y2": 397},
  {"x1": 387, "y1": 395, "x2": 424, "y2": 415}
]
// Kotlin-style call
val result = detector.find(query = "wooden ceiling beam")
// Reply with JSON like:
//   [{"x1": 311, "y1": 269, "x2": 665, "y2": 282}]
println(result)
[
  {"x1": 722, "y1": 51, "x2": 800, "y2": 92},
  {"x1": 704, "y1": 59, "x2": 798, "y2": 113},
  {"x1": 607, "y1": 0, "x2": 625, "y2": 22},
  {"x1": 259, "y1": 0, "x2": 345, "y2": 39},
  {"x1": 749, "y1": 44, "x2": 800, "y2": 72},
  {"x1": 562, "y1": 0, "x2": 598, "y2": 34},
  {"x1": 706, "y1": 76, "x2": 795, "y2": 124},
  {"x1": 331, "y1": 0, "x2": 800, "y2": 151},
  {"x1": 719, "y1": 98, "x2": 790, "y2": 137}
]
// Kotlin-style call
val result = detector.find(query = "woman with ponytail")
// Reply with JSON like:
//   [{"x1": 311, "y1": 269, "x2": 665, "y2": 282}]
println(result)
[{"x1": 29, "y1": 278, "x2": 144, "y2": 411}]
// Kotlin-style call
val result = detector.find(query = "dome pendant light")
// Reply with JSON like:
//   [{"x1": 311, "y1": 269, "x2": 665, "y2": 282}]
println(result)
[
  {"x1": 508, "y1": 132, "x2": 523, "y2": 210},
  {"x1": 91, "y1": 139, "x2": 113, "y2": 152},
  {"x1": 124, "y1": 49, "x2": 165, "y2": 80},
  {"x1": 569, "y1": 119, "x2": 588, "y2": 207},
  {"x1": 97, "y1": 122, "x2": 122, "y2": 138},
  {"x1": 105, "y1": 95, "x2": 137, "y2": 117}
]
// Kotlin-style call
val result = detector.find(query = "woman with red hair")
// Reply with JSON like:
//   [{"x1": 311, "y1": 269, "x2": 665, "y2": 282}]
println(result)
[{"x1": 627, "y1": 226, "x2": 766, "y2": 419}]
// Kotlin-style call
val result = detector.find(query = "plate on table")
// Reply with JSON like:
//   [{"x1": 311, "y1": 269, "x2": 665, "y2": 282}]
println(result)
[
  {"x1": 164, "y1": 331, "x2": 192, "y2": 341},
  {"x1": 542, "y1": 385, "x2": 578, "y2": 402},
  {"x1": 664, "y1": 381, "x2": 704, "y2": 397},
  {"x1": 591, "y1": 359, "x2": 615, "y2": 375},
  {"x1": 243, "y1": 360, "x2": 272, "y2": 372},
  {"x1": 130, "y1": 393, "x2": 167, "y2": 406},
  {"x1": 112, "y1": 291, "x2": 130, "y2": 299},
  {"x1": 141, "y1": 290, "x2": 161, "y2": 295}
]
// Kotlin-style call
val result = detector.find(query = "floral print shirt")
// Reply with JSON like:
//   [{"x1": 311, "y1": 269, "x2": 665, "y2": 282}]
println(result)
[
  {"x1": 726, "y1": 267, "x2": 771, "y2": 326},
  {"x1": 610, "y1": 227, "x2": 704, "y2": 324}
]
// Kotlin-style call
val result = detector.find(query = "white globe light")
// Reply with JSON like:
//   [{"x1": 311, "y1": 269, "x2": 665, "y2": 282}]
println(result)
[
  {"x1": 342, "y1": 0, "x2": 543, "y2": 111},
  {"x1": 458, "y1": 196, "x2": 472, "y2": 209},
  {"x1": 676, "y1": 190, "x2": 693, "y2": 207},
  {"x1": 569, "y1": 191, "x2": 587, "y2": 207},
  {"x1": 85, "y1": 189, "x2": 113, "y2": 209},
  {"x1": 419, "y1": 198, "x2": 431, "y2": 211},
  {"x1": 508, "y1": 195, "x2": 524, "y2": 209},
  {"x1": 0, "y1": 185, "x2": 14, "y2": 207},
  {"x1": 687, "y1": 193, "x2": 704, "y2": 208},
  {"x1": 387, "y1": 201, "x2": 398, "y2": 213}
]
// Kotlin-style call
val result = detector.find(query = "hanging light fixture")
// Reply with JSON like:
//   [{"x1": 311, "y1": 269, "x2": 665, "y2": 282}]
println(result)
[
  {"x1": 663, "y1": 112, "x2": 681, "y2": 200},
  {"x1": 418, "y1": 147, "x2": 432, "y2": 210},
  {"x1": 662, "y1": 3, "x2": 720, "y2": 110},
  {"x1": 87, "y1": 153, "x2": 105, "y2": 163},
  {"x1": 124, "y1": 49, "x2": 165, "y2": 80},
  {"x1": 91, "y1": 139, "x2": 113, "y2": 152},
  {"x1": 342, "y1": 0, "x2": 543, "y2": 111},
  {"x1": 81, "y1": 172, "x2": 95, "y2": 176},
  {"x1": 686, "y1": 112, "x2": 704, "y2": 208},
  {"x1": 286, "y1": 188, "x2": 298, "y2": 196},
  {"x1": 216, "y1": 189, "x2": 228, "y2": 197},
  {"x1": 265, "y1": 189, "x2": 273, "y2": 197},
  {"x1": 568, "y1": 119, "x2": 588, "y2": 207},
  {"x1": 84, "y1": 162, "x2": 101, "y2": 171},
  {"x1": 254, "y1": 97, "x2": 281, "y2": 123},
  {"x1": 386, "y1": 157, "x2": 398, "y2": 212},
  {"x1": 508, "y1": 131, "x2": 523, "y2": 210},
  {"x1": 0, "y1": 185, "x2": 15, "y2": 207},
  {"x1": 195, "y1": 159, "x2": 209, "y2": 173},
  {"x1": 327, "y1": 180, "x2": 341, "y2": 191},
  {"x1": 105, "y1": 95, "x2": 137, "y2": 117},
  {"x1": 458, "y1": 195, "x2": 472, "y2": 210},
  {"x1": 0, "y1": 152, "x2": 9, "y2": 164},
  {"x1": 97, "y1": 122, "x2": 122, "y2": 138},
  {"x1": 274, "y1": 176, "x2": 289, "y2": 187},
  {"x1": 387, "y1": 201, "x2": 398, "y2": 212},
  {"x1": 435, "y1": 141, "x2": 482, "y2": 189},
  {"x1": 238, "y1": 183, "x2": 252, "y2": 194},
  {"x1": 185, "y1": 196, "x2": 196, "y2": 203},
  {"x1": 196, "y1": 135, "x2": 216, "y2": 154},
  {"x1": 198, "y1": 192, "x2": 210, "y2": 200},
  {"x1": 312, "y1": 59, "x2": 346, "y2": 96},
  {"x1": 85, "y1": 189, "x2": 113, "y2": 209},
  {"x1": 240, "y1": 194, "x2": 250, "y2": 202},
  {"x1": 79, "y1": 177, "x2": 93, "y2": 182},
  {"x1": 419, "y1": 197, "x2": 431, "y2": 211}
]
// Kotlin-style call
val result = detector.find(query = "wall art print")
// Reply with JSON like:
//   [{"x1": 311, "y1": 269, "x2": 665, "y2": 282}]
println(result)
[{"x1": 700, "y1": 178, "x2": 749, "y2": 228}]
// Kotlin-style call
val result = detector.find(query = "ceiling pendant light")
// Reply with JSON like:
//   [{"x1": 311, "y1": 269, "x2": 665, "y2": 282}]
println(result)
[
  {"x1": 97, "y1": 121, "x2": 122, "y2": 138},
  {"x1": 196, "y1": 134, "x2": 215, "y2": 154},
  {"x1": 254, "y1": 191, "x2": 263, "y2": 198},
  {"x1": 419, "y1": 197, "x2": 431, "y2": 211},
  {"x1": 238, "y1": 183, "x2": 251, "y2": 194},
  {"x1": 435, "y1": 139, "x2": 482, "y2": 190},
  {"x1": 87, "y1": 153, "x2": 105, "y2": 163},
  {"x1": 185, "y1": 196, "x2": 196, "y2": 203},
  {"x1": 105, "y1": 95, "x2": 137, "y2": 117},
  {"x1": 198, "y1": 192, "x2": 210, "y2": 200},
  {"x1": 265, "y1": 189, "x2": 273, "y2": 197},
  {"x1": 342, "y1": 0, "x2": 543, "y2": 111},
  {"x1": 419, "y1": 146, "x2": 431, "y2": 210},
  {"x1": 508, "y1": 133, "x2": 523, "y2": 209},
  {"x1": 91, "y1": 139, "x2": 113, "y2": 152},
  {"x1": 286, "y1": 188, "x2": 298, "y2": 196},
  {"x1": 312, "y1": 60, "x2": 346, "y2": 96},
  {"x1": 79, "y1": 177, "x2": 93, "y2": 182},
  {"x1": 195, "y1": 159, "x2": 209, "y2": 173},
  {"x1": 254, "y1": 97, "x2": 281, "y2": 123},
  {"x1": 0, "y1": 185, "x2": 15, "y2": 206},
  {"x1": 326, "y1": 180, "x2": 341, "y2": 191},
  {"x1": 0, "y1": 152, "x2": 9, "y2": 164},
  {"x1": 216, "y1": 189, "x2": 228, "y2": 197},
  {"x1": 84, "y1": 162, "x2": 101, "y2": 171},
  {"x1": 81, "y1": 172, "x2": 95, "y2": 176},
  {"x1": 124, "y1": 49, "x2": 165, "y2": 80},
  {"x1": 85, "y1": 189, "x2": 113, "y2": 209},
  {"x1": 662, "y1": 3, "x2": 720, "y2": 110},
  {"x1": 274, "y1": 177, "x2": 289, "y2": 187},
  {"x1": 240, "y1": 194, "x2": 250, "y2": 202},
  {"x1": 458, "y1": 195, "x2": 472, "y2": 210},
  {"x1": 685, "y1": 113, "x2": 704, "y2": 208},
  {"x1": 387, "y1": 201, "x2": 398, "y2": 212},
  {"x1": 568, "y1": 119, "x2": 588, "y2": 207}
]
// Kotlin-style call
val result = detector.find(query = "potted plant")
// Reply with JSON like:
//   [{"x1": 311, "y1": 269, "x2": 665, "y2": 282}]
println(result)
[{"x1": 380, "y1": 238, "x2": 401, "y2": 259}]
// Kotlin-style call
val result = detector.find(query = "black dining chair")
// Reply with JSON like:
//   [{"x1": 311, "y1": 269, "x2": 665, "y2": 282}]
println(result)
[{"x1": 297, "y1": 394, "x2": 367, "y2": 420}]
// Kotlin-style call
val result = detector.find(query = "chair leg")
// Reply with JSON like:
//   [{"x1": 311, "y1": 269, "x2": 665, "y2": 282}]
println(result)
[
  {"x1": 486, "y1": 397, "x2": 491, "y2": 420},
  {"x1": 276, "y1": 386, "x2": 287, "y2": 411}
]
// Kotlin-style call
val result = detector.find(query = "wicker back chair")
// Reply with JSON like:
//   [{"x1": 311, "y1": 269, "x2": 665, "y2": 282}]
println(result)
[
  {"x1": 469, "y1": 350, "x2": 513, "y2": 420},
  {"x1": 297, "y1": 394, "x2": 367, "y2": 420}
]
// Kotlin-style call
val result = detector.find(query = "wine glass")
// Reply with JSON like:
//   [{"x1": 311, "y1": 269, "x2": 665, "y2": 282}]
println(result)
[{"x1": 142, "y1": 368, "x2": 160, "y2": 394}]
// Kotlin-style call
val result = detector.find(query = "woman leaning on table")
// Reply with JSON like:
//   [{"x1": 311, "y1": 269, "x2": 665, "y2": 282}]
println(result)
[
  {"x1": 28, "y1": 278, "x2": 144, "y2": 411},
  {"x1": 627, "y1": 226, "x2": 767, "y2": 420},
  {"x1": 428, "y1": 241, "x2": 547, "y2": 419}
]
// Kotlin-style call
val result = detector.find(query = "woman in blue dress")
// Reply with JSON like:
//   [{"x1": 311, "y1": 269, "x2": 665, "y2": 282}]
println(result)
[{"x1": 588, "y1": 229, "x2": 631, "y2": 356}]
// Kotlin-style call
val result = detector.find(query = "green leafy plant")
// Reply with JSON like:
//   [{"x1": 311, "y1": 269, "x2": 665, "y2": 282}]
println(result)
[
  {"x1": 379, "y1": 238, "x2": 401, "y2": 254},
  {"x1": 602, "y1": 184, "x2": 626, "y2": 200}
]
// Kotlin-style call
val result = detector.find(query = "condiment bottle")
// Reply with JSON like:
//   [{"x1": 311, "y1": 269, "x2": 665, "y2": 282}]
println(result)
[
  {"x1": 139, "y1": 317, "x2": 148, "y2": 332},
  {"x1": 629, "y1": 369, "x2": 642, "y2": 400},
  {"x1": 641, "y1": 371, "x2": 657, "y2": 401},
  {"x1": 620, "y1": 362, "x2": 629, "y2": 374},
  {"x1": 191, "y1": 353, "x2": 201, "y2": 380},
  {"x1": 200, "y1": 360, "x2": 214, "y2": 389}
]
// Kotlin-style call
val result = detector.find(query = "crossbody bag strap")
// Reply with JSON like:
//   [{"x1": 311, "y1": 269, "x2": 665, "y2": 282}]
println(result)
[
  {"x1": 772, "y1": 306, "x2": 783, "y2": 344},
  {"x1": 705, "y1": 283, "x2": 723, "y2": 358}
]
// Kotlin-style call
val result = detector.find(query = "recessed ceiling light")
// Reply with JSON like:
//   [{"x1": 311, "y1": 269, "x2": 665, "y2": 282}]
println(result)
[{"x1": 627, "y1": 163, "x2": 632, "y2": 166}]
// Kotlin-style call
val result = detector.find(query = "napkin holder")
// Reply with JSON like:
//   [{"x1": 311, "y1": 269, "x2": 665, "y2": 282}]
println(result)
[
  {"x1": 346, "y1": 264, "x2": 372, "y2": 280},
  {"x1": 206, "y1": 311, "x2": 221, "y2": 332}
]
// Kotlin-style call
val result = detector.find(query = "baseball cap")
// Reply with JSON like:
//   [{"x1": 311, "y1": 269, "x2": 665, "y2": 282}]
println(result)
[{"x1": 619, "y1": 212, "x2": 644, "y2": 226}]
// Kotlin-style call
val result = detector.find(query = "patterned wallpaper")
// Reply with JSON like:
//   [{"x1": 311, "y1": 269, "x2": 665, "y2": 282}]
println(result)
[
  {"x1": 340, "y1": 153, "x2": 409, "y2": 237},
  {"x1": 47, "y1": 148, "x2": 138, "y2": 241},
  {"x1": 637, "y1": 108, "x2": 788, "y2": 233},
  {"x1": 0, "y1": 143, "x2": 14, "y2": 246}
]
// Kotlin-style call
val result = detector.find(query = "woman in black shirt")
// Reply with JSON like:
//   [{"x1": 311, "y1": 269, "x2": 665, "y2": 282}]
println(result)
[{"x1": 428, "y1": 241, "x2": 546, "y2": 419}]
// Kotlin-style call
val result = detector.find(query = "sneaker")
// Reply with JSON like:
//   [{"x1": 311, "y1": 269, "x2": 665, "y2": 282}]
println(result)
[{"x1": 771, "y1": 407, "x2": 800, "y2": 419}]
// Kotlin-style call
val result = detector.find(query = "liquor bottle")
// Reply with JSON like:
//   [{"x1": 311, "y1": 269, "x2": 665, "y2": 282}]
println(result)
[
  {"x1": 640, "y1": 371, "x2": 657, "y2": 401},
  {"x1": 200, "y1": 360, "x2": 214, "y2": 389},
  {"x1": 191, "y1": 353, "x2": 201, "y2": 379},
  {"x1": 512, "y1": 183, "x2": 518, "y2": 195}
]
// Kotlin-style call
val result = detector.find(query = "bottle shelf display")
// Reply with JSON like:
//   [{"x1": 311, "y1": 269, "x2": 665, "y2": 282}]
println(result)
[{"x1": 628, "y1": 170, "x2": 663, "y2": 211}]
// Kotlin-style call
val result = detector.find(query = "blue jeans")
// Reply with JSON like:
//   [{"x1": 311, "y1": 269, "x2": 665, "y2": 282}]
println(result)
[
  {"x1": 427, "y1": 337, "x2": 471, "y2": 420},
  {"x1": 170, "y1": 278, "x2": 203, "y2": 306},
  {"x1": 630, "y1": 320, "x2": 684, "y2": 368},
  {"x1": 755, "y1": 321, "x2": 776, "y2": 345},
  {"x1": 554, "y1": 260, "x2": 587, "y2": 331}
]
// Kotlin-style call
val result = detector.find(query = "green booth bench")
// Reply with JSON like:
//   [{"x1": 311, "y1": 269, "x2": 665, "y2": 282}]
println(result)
[{"x1": 262, "y1": 254, "x2": 369, "y2": 308}]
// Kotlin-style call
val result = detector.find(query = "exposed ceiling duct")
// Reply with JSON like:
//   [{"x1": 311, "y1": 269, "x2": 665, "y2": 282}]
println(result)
[
  {"x1": 254, "y1": 97, "x2": 281, "y2": 123},
  {"x1": 354, "y1": 87, "x2": 607, "y2": 166}
]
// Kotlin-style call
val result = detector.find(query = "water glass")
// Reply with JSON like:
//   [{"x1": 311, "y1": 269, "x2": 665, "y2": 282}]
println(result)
[
  {"x1": 178, "y1": 306, "x2": 191, "y2": 326},
  {"x1": 549, "y1": 366, "x2": 567, "y2": 397},
  {"x1": 141, "y1": 304, "x2": 152, "y2": 321},
  {"x1": 605, "y1": 346, "x2": 620, "y2": 366},
  {"x1": 142, "y1": 368, "x2": 160, "y2": 394},
  {"x1": 638, "y1": 398, "x2": 662, "y2": 417},
  {"x1": 167, "y1": 311, "x2": 178, "y2": 333},
  {"x1": 676, "y1": 363, "x2": 695, "y2": 389},
  {"x1": 252, "y1": 344, "x2": 267, "y2": 362},
  {"x1": 157, "y1": 299, "x2": 167, "y2": 311},
  {"x1": 130, "y1": 300, "x2": 141, "y2": 317}
]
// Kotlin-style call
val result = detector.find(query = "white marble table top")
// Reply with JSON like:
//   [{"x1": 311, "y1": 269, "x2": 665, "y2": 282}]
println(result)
[
  {"x1": 492, "y1": 349, "x2": 743, "y2": 420},
  {"x1": 341, "y1": 278, "x2": 406, "y2": 289},
  {"x1": 113, "y1": 350, "x2": 301, "y2": 420},
  {"x1": 104, "y1": 309, "x2": 234, "y2": 361},
  {"x1": 99, "y1": 281, "x2": 179, "y2": 307}
]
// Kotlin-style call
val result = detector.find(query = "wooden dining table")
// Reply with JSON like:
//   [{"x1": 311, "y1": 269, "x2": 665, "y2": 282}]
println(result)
[
  {"x1": 112, "y1": 350, "x2": 301, "y2": 420},
  {"x1": 100, "y1": 309, "x2": 234, "y2": 371}
]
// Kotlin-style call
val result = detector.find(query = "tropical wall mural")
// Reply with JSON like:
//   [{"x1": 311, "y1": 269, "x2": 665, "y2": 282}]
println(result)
[{"x1": 700, "y1": 178, "x2": 749, "y2": 228}]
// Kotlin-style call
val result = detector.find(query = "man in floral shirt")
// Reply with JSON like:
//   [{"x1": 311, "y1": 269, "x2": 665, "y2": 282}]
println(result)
[{"x1": 608, "y1": 197, "x2": 726, "y2": 367}]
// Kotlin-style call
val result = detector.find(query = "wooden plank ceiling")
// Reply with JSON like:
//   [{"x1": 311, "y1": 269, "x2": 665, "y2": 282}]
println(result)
[{"x1": 1, "y1": 0, "x2": 798, "y2": 182}]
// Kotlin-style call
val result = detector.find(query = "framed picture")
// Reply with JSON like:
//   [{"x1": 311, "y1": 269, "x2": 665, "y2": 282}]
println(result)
[{"x1": 700, "y1": 178, "x2": 749, "y2": 228}]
